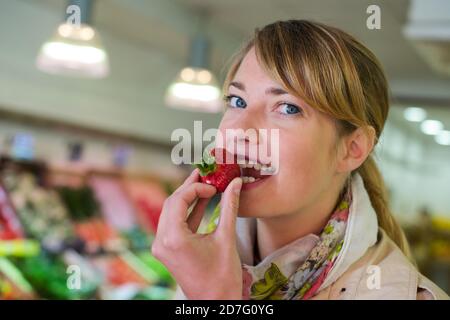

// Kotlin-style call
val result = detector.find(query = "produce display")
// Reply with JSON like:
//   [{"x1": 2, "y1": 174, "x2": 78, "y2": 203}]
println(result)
[
  {"x1": 123, "y1": 177, "x2": 167, "y2": 234},
  {"x1": 0, "y1": 157, "x2": 175, "y2": 300},
  {"x1": 57, "y1": 185, "x2": 124, "y2": 254},
  {"x1": 89, "y1": 174, "x2": 137, "y2": 232},
  {"x1": 0, "y1": 184, "x2": 24, "y2": 240},
  {"x1": 0, "y1": 257, "x2": 35, "y2": 299},
  {"x1": 10, "y1": 252, "x2": 97, "y2": 299},
  {"x1": 2, "y1": 172, "x2": 75, "y2": 246}
]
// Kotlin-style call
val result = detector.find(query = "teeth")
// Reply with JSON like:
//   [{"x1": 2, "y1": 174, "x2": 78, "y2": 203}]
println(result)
[
  {"x1": 241, "y1": 176, "x2": 260, "y2": 184},
  {"x1": 261, "y1": 166, "x2": 275, "y2": 175},
  {"x1": 238, "y1": 162, "x2": 267, "y2": 171}
]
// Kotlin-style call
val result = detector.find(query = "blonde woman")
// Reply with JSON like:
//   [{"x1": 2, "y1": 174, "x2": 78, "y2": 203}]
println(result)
[{"x1": 152, "y1": 20, "x2": 449, "y2": 300}]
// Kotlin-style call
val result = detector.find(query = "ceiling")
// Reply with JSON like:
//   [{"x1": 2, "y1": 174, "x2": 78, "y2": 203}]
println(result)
[
  {"x1": 173, "y1": 0, "x2": 450, "y2": 101},
  {"x1": 1, "y1": 0, "x2": 449, "y2": 148}
]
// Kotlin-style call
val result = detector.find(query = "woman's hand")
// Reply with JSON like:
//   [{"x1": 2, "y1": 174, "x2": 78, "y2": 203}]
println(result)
[{"x1": 151, "y1": 169, "x2": 243, "y2": 300}]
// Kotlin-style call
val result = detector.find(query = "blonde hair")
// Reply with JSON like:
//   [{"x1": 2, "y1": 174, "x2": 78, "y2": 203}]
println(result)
[{"x1": 222, "y1": 20, "x2": 412, "y2": 258}]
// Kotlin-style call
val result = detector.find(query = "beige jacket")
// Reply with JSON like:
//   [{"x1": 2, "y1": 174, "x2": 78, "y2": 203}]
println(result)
[
  {"x1": 174, "y1": 174, "x2": 449, "y2": 300},
  {"x1": 311, "y1": 228, "x2": 448, "y2": 300}
]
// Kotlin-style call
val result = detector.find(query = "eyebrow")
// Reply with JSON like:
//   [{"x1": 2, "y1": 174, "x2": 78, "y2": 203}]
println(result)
[{"x1": 229, "y1": 81, "x2": 289, "y2": 96}]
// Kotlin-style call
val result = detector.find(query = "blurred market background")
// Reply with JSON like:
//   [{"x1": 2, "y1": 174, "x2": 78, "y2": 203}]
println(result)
[{"x1": 0, "y1": 0, "x2": 450, "y2": 299}]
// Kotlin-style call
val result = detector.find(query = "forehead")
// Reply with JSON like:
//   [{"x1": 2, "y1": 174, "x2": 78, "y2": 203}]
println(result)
[{"x1": 232, "y1": 47, "x2": 277, "y2": 85}]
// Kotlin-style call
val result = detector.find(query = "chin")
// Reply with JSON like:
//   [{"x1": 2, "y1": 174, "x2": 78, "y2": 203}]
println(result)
[
  {"x1": 237, "y1": 199, "x2": 274, "y2": 218},
  {"x1": 236, "y1": 181, "x2": 274, "y2": 217},
  {"x1": 236, "y1": 200, "x2": 260, "y2": 217}
]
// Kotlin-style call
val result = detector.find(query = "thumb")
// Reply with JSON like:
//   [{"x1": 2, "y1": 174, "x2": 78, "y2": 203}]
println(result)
[{"x1": 216, "y1": 177, "x2": 242, "y2": 240}]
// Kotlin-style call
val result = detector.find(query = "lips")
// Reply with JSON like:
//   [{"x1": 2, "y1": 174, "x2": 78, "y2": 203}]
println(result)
[
  {"x1": 237, "y1": 162, "x2": 276, "y2": 184},
  {"x1": 214, "y1": 151, "x2": 276, "y2": 185}
]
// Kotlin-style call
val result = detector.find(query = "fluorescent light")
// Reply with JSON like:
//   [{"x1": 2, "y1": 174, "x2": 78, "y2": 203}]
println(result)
[
  {"x1": 36, "y1": 23, "x2": 109, "y2": 78},
  {"x1": 420, "y1": 119, "x2": 444, "y2": 135},
  {"x1": 41, "y1": 42, "x2": 106, "y2": 64},
  {"x1": 168, "y1": 83, "x2": 220, "y2": 102},
  {"x1": 165, "y1": 32, "x2": 223, "y2": 113},
  {"x1": 435, "y1": 130, "x2": 450, "y2": 145},
  {"x1": 404, "y1": 107, "x2": 427, "y2": 122},
  {"x1": 165, "y1": 67, "x2": 223, "y2": 113}
]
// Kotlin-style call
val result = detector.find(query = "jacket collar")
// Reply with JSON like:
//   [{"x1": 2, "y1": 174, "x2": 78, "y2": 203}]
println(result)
[{"x1": 235, "y1": 173, "x2": 379, "y2": 292}]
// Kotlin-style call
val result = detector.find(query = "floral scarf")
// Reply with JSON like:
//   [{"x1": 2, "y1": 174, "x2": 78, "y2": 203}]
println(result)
[{"x1": 241, "y1": 185, "x2": 352, "y2": 300}]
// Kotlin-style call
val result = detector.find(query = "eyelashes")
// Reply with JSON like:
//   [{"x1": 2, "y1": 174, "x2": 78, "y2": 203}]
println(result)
[
  {"x1": 223, "y1": 94, "x2": 247, "y2": 108},
  {"x1": 224, "y1": 94, "x2": 303, "y2": 116},
  {"x1": 277, "y1": 103, "x2": 302, "y2": 115}
]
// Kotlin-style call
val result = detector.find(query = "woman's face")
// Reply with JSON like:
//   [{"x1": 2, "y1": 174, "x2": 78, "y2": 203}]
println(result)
[{"x1": 218, "y1": 47, "x2": 341, "y2": 218}]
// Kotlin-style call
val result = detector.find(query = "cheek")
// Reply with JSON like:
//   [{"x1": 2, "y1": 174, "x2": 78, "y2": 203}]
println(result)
[
  {"x1": 216, "y1": 120, "x2": 232, "y2": 148},
  {"x1": 217, "y1": 114, "x2": 241, "y2": 147},
  {"x1": 218, "y1": 110, "x2": 239, "y2": 131},
  {"x1": 278, "y1": 141, "x2": 315, "y2": 196},
  {"x1": 278, "y1": 125, "x2": 336, "y2": 194},
  {"x1": 218, "y1": 115, "x2": 228, "y2": 131}
]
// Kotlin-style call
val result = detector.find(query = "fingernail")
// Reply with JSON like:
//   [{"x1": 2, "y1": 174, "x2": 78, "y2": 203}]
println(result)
[{"x1": 233, "y1": 178, "x2": 242, "y2": 194}]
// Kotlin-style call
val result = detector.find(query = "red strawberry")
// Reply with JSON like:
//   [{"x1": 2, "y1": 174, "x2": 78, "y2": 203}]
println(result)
[{"x1": 195, "y1": 148, "x2": 241, "y2": 193}]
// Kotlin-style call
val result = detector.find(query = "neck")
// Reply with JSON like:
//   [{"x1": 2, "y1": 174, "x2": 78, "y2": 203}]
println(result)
[{"x1": 256, "y1": 182, "x2": 344, "y2": 261}]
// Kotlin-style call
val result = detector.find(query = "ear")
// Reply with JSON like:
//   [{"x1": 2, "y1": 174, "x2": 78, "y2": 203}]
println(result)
[{"x1": 335, "y1": 126, "x2": 376, "y2": 173}]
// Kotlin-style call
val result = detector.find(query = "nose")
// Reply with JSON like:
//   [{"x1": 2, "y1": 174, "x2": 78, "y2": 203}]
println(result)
[{"x1": 222, "y1": 112, "x2": 265, "y2": 157}]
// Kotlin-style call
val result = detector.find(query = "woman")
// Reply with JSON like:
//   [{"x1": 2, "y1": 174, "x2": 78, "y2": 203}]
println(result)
[{"x1": 152, "y1": 20, "x2": 449, "y2": 300}]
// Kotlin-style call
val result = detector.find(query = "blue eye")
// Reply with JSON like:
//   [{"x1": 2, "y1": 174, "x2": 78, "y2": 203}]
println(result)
[
  {"x1": 224, "y1": 95, "x2": 247, "y2": 108},
  {"x1": 278, "y1": 103, "x2": 301, "y2": 115}
]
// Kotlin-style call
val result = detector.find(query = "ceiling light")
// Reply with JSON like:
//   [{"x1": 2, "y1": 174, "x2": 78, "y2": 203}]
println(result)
[
  {"x1": 420, "y1": 119, "x2": 444, "y2": 135},
  {"x1": 165, "y1": 69, "x2": 222, "y2": 113},
  {"x1": 404, "y1": 107, "x2": 427, "y2": 122},
  {"x1": 165, "y1": 33, "x2": 222, "y2": 113},
  {"x1": 435, "y1": 130, "x2": 450, "y2": 145},
  {"x1": 36, "y1": 0, "x2": 109, "y2": 78}
]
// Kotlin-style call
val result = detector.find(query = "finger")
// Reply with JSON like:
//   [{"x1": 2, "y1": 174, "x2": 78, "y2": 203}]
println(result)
[
  {"x1": 171, "y1": 182, "x2": 217, "y2": 223},
  {"x1": 178, "y1": 168, "x2": 200, "y2": 190},
  {"x1": 215, "y1": 177, "x2": 242, "y2": 240},
  {"x1": 156, "y1": 172, "x2": 195, "y2": 229},
  {"x1": 187, "y1": 197, "x2": 212, "y2": 233}
]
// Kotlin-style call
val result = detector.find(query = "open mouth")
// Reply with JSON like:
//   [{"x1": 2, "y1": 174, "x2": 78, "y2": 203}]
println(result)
[{"x1": 238, "y1": 162, "x2": 276, "y2": 184}]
